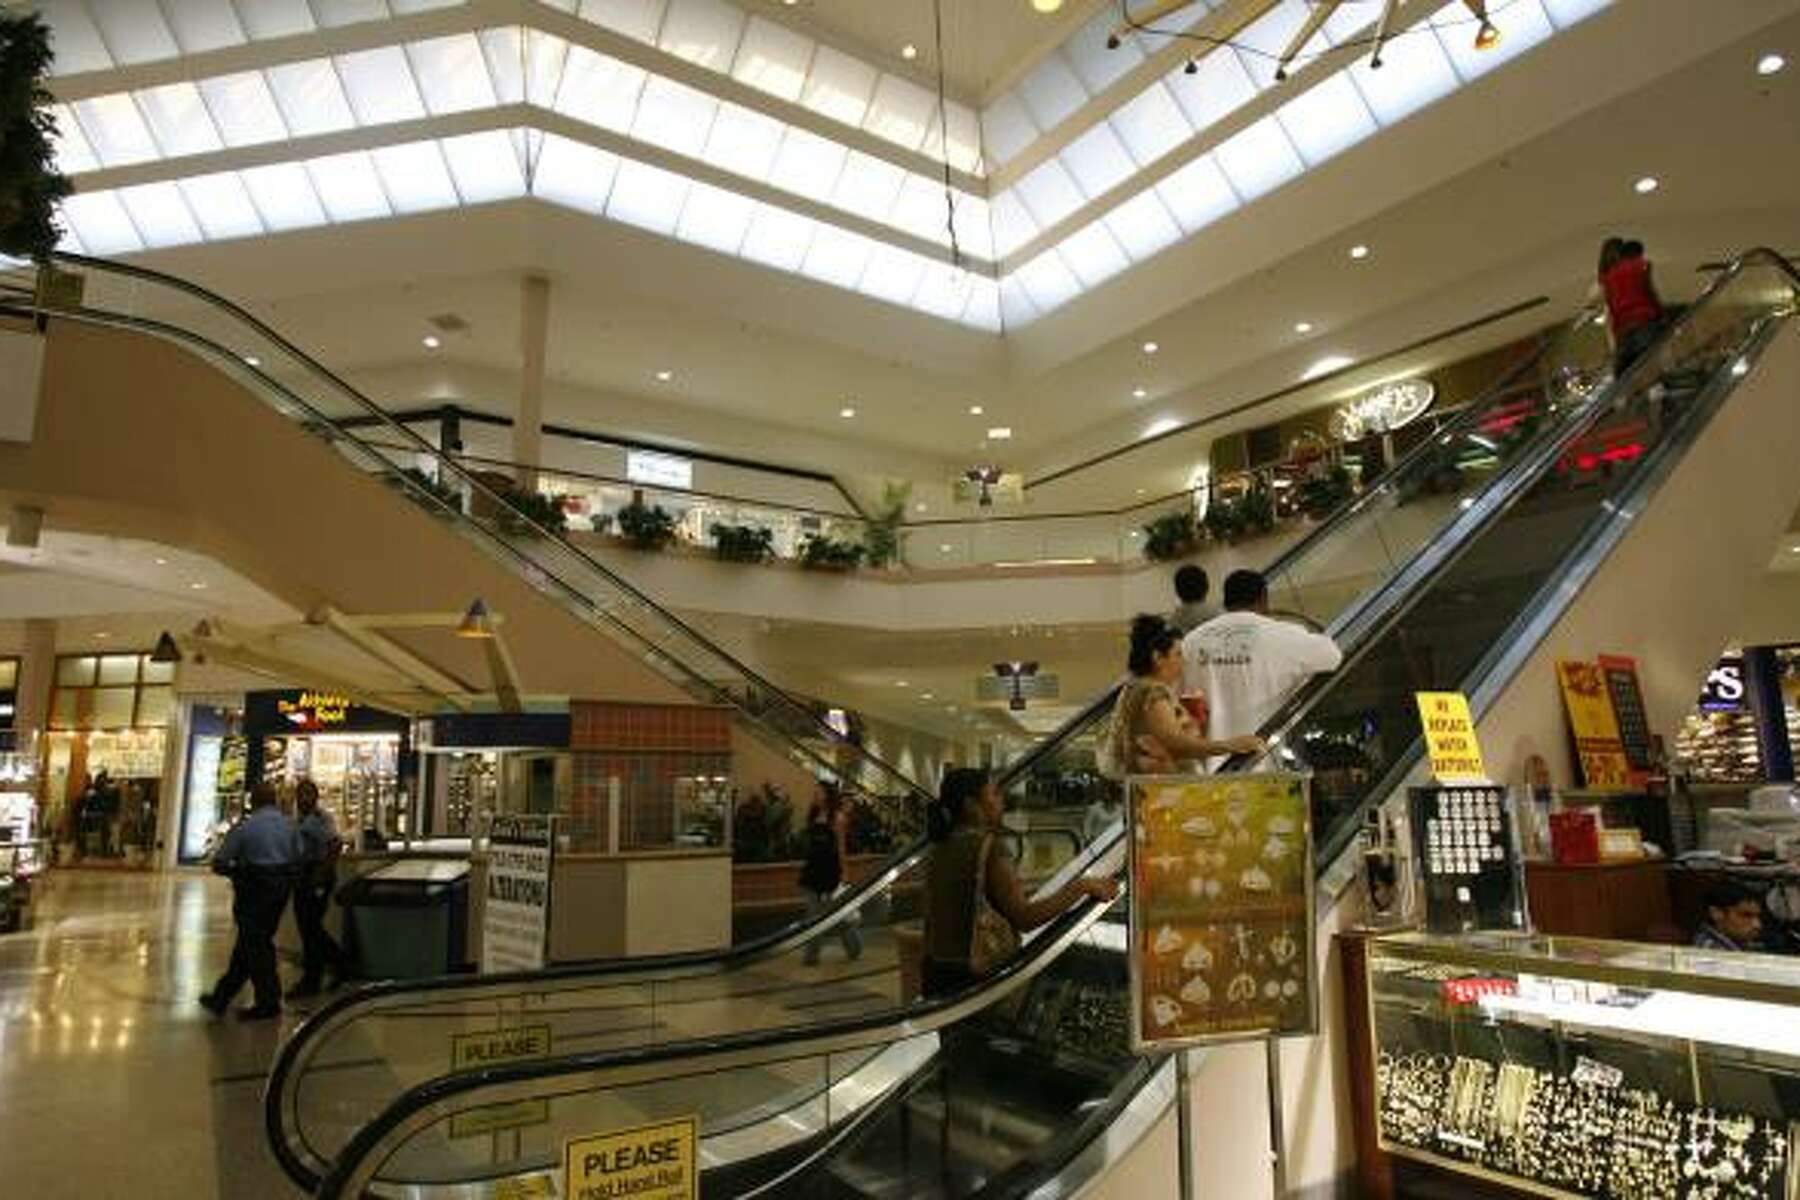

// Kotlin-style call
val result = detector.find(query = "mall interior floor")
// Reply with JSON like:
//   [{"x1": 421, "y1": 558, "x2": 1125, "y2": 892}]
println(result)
[{"x1": 0, "y1": 869, "x2": 305, "y2": 1197}]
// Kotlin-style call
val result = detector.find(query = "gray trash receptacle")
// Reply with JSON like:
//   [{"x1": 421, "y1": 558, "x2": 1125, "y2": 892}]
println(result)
[{"x1": 342, "y1": 859, "x2": 469, "y2": 980}]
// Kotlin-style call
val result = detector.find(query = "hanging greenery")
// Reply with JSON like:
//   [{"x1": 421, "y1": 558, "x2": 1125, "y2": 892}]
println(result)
[
  {"x1": 711, "y1": 522, "x2": 775, "y2": 564},
  {"x1": 0, "y1": 13, "x2": 72, "y2": 262},
  {"x1": 861, "y1": 480, "x2": 911, "y2": 568},
  {"x1": 1141, "y1": 509, "x2": 1200, "y2": 561}
]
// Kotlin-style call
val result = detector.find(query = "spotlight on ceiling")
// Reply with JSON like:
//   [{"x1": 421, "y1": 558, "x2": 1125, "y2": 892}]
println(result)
[
  {"x1": 150, "y1": 631, "x2": 182, "y2": 665},
  {"x1": 456, "y1": 598, "x2": 496, "y2": 639},
  {"x1": 1757, "y1": 53, "x2": 1786, "y2": 76},
  {"x1": 1032, "y1": 0, "x2": 1064, "y2": 12},
  {"x1": 1634, "y1": 176, "x2": 1659, "y2": 195}
]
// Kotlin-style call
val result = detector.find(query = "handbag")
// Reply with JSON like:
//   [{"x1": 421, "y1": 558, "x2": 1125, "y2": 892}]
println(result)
[{"x1": 968, "y1": 833, "x2": 1020, "y2": 975}]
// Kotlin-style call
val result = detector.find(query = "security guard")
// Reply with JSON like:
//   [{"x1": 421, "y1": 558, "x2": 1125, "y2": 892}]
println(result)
[
  {"x1": 201, "y1": 782, "x2": 300, "y2": 1020},
  {"x1": 289, "y1": 779, "x2": 345, "y2": 998}
]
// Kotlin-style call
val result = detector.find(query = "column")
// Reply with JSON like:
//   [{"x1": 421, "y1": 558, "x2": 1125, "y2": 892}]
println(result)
[
  {"x1": 14, "y1": 617, "x2": 53, "y2": 752},
  {"x1": 515, "y1": 274, "x2": 550, "y2": 491},
  {"x1": 1744, "y1": 645, "x2": 1794, "y2": 782}
]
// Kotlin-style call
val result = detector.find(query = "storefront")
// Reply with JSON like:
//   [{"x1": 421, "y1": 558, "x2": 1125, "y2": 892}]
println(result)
[
  {"x1": 174, "y1": 702, "x2": 247, "y2": 864},
  {"x1": 41, "y1": 651, "x2": 175, "y2": 865},
  {"x1": 415, "y1": 710, "x2": 571, "y2": 842},
  {"x1": 243, "y1": 690, "x2": 411, "y2": 848},
  {"x1": 0, "y1": 655, "x2": 19, "y2": 753}
]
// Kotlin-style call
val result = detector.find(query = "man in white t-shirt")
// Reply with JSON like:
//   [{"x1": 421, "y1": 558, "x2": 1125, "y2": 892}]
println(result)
[{"x1": 1182, "y1": 569, "x2": 1343, "y2": 750}]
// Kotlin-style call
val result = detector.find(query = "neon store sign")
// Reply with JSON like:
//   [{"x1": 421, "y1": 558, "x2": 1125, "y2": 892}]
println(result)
[{"x1": 278, "y1": 691, "x2": 351, "y2": 731}]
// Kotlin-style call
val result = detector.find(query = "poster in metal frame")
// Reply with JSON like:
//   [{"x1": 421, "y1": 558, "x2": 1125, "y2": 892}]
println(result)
[{"x1": 1127, "y1": 771, "x2": 1318, "y2": 1052}]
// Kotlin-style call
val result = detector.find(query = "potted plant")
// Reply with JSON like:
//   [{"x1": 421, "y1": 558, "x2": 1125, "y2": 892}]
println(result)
[
  {"x1": 712, "y1": 523, "x2": 775, "y2": 564},
  {"x1": 1141, "y1": 509, "x2": 1199, "y2": 561},
  {"x1": 494, "y1": 484, "x2": 569, "y2": 537},
  {"x1": 1298, "y1": 465, "x2": 1354, "y2": 520},
  {"x1": 0, "y1": 12, "x2": 72, "y2": 264},
  {"x1": 799, "y1": 535, "x2": 865, "y2": 571},
  {"x1": 617, "y1": 494, "x2": 678, "y2": 550},
  {"x1": 862, "y1": 481, "x2": 911, "y2": 569}
]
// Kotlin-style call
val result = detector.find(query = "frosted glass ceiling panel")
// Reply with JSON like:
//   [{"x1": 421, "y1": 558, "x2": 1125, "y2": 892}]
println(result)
[
  {"x1": 39, "y1": 0, "x2": 115, "y2": 74},
  {"x1": 240, "y1": 162, "x2": 329, "y2": 230},
  {"x1": 119, "y1": 182, "x2": 203, "y2": 247},
  {"x1": 478, "y1": 29, "x2": 527, "y2": 104},
  {"x1": 136, "y1": 83, "x2": 223, "y2": 158},
  {"x1": 606, "y1": 159, "x2": 690, "y2": 233},
  {"x1": 1213, "y1": 116, "x2": 1302, "y2": 201},
  {"x1": 90, "y1": 1, "x2": 179, "y2": 66},
  {"x1": 1276, "y1": 73, "x2": 1376, "y2": 166},
  {"x1": 73, "y1": 95, "x2": 160, "y2": 167},
  {"x1": 980, "y1": 92, "x2": 1038, "y2": 168},
  {"x1": 988, "y1": 188, "x2": 1039, "y2": 258},
  {"x1": 1155, "y1": 152, "x2": 1239, "y2": 233},
  {"x1": 61, "y1": 192, "x2": 142, "y2": 254},
  {"x1": 1346, "y1": 22, "x2": 1459, "y2": 123},
  {"x1": 1103, "y1": 188, "x2": 1182, "y2": 260},
  {"x1": 234, "y1": 0, "x2": 317, "y2": 40},
  {"x1": 1169, "y1": 46, "x2": 1260, "y2": 134},
  {"x1": 1235, "y1": 1, "x2": 1318, "y2": 88},
  {"x1": 337, "y1": 47, "x2": 428, "y2": 126},
  {"x1": 1433, "y1": 0, "x2": 1554, "y2": 79},
  {"x1": 800, "y1": 224, "x2": 873, "y2": 289},
  {"x1": 306, "y1": 151, "x2": 392, "y2": 222},
  {"x1": 523, "y1": 31, "x2": 572, "y2": 107},
  {"x1": 888, "y1": 175, "x2": 949, "y2": 244},
  {"x1": 913, "y1": 263, "x2": 974, "y2": 321},
  {"x1": 1060, "y1": 122, "x2": 1135, "y2": 200},
  {"x1": 857, "y1": 244, "x2": 929, "y2": 307},
  {"x1": 441, "y1": 131, "x2": 526, "y2": 202},
  {"x1": 658, "y1": 0, "x2": 744, "y2": 71},
  {"x1": 769, "y1": 128, "x2": 848, "y2": 198},
  {"x1": 314, "y1": 0, "x2": 387, "y2": 26},
  {"x1": 1109, "y1": 82, "x2": 1192, "y2": 168},
  {"x1": 802, "y1": 47, "x2": 877, "y2": 127},
  {"x1": 392, "y1": 0, "x2": 468, "y2": 12},
  {"x1": 1016, "y1": 249, "x2": 1079, "y2": 313},
  {"x1": 632, "y1": 77, "x2": 720, "y2": 157},
  {"x1": 738, "y1": 204, "x2": 815, "y2": 272},
  {"x1": 963, "y1": 278, "x2": 1001, "y2": 331},
  {"x1": 554, "y1": 47, "x2": 647, "y2": 132},
  {"x1": 371, "y1": 143, "x2": 460, "y2": 212},
  {"x1": 704, "y1": 103, "x2": 785, "y2": 182},
  {"x1": 951, "y1": 195, "x2": 993, "y2": 260},
  {"x1": 200, "y1": 72, "x2": 289, "y2": 146},
  {"x1": 1012, "y1": 158, "x2": 1084, "y2": 229},
  {"x1": 178, "y1": 172, "x2": 265, "y2": 240},
  {"x1": 675, "y1": 181, "x2": 755, "y2": 253},
  {"x1": 864, "y1": 76, "x2": 935, "y2": 154},
  {"x1": 580, "y1": 0, "x2": 666, "y2": 44},
  {"x1": 731, "y1": 17, "x2": 812, "y2": 102},
  {"x1": 1058, "y1": 220, "x2": 1129, "y2": 288},
  {"x1": 1542, "y1": 0, "x2": 1612, "y2": 26},
  {"x1": 927, "y1": 101, "x2": 983, "y2": 174},
  {"x1": 1065, "y1": 6, "x2": 1144, "y2": 93},
  {"x1": 831, "y1": 152, "x2": 905, "y2": 219},
  {"x1": 530, "y1": 134, "x2": 619, "y2": 209},
  {"x1": 48, "y1": 106, "x2": 99, "y2": 174},
  {"x1": 999, "y1": 273, "x2": 1039, "y2": 327},
  {"x1": 1016, "y1": 53, "x2": 1087, "y2": 132},
  {"x1": 409, "y1": 35, "x2": 499, "y2": 114},
  {"x1": 266, "y1": 60, "x2": 356, "y2": 138}
]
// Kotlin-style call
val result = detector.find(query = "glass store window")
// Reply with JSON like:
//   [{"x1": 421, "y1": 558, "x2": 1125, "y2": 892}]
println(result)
[
  {"x1": 43, "y1": 653, "x2": 173, "y2": 865},
  {"x1": 0, "y1": 657, "x2": 18, "y2": 752}
]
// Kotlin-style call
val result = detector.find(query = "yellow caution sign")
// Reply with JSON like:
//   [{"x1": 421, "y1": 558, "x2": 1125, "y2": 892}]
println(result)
[
  {"x1": 448, "y1": 1025, "x2": 552, "y2": 1138},
  {"x1": 1415, "y1": 692, "x2": 1488, "y2": 784},
  {"x1": 495, "y1": 1174, "x2": 557, "y2": 1199},
  {"x1": 565, "y1": 1116, "x2": 698, "y2": 1200}
]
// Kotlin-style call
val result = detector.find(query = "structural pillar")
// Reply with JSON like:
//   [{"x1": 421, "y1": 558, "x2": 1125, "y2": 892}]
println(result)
[
  {"x1": 1744, "y1": 645, "x2": 1794, "y2": 782},
  {"x1": 14, "y1": 617, "x2": 54, "y2": 755},
  {"x1": 515, "y1": 274, "x2": 550, "y2": 491}
]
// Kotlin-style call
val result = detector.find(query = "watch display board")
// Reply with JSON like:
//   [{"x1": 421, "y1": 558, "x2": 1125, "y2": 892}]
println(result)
[
  {"x1": 1407, "y1": 785, "x2": 1527, "y2": 935},
  {"x1": 1598, "y1": 653, "x2": 1655, "y2": 778},
  {"x1": 1126, "y1": 772, "x2": 1316, "y2": 1051},
  {"x1": 1557, "y1": 659, "x2": 1634, "y2": 790}
]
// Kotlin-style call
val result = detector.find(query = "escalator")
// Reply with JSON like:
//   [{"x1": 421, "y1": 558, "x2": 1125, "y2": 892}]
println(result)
[
  {"x1": 250, "y1": 281, "x2": 1620, "y2": 1186},
  {"x1": 309, "y1": 249, "x2": 1799, "y2": 1198}
]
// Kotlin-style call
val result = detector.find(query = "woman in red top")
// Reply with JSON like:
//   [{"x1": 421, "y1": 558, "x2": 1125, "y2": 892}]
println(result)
[{"x1": 1599, "y1": 238, "x2": 1665, "y2": 378}]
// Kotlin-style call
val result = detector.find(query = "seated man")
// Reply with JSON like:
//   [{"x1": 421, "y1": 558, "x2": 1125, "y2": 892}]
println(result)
[{"x1": 1693, "y1": 879, "x2": 1764, "y2": 952}]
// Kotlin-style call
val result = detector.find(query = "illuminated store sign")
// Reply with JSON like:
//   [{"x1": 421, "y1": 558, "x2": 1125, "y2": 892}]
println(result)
[
  {"x1": 1700, "y1": 657, "x2": 1746, "y2": 712},
  {"x1": 1329, "y1": 377, "x2": 1437, "y2": 442},
  {"x1": 278, "y1": 691, "x2": 351, "y2": 731},
  {"x1": 626, "y1": 450, "x2": 693, "y2": 491}
]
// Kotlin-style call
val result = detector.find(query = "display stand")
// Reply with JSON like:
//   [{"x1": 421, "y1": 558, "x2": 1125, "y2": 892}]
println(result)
[{"x1": 1264, "y1": 1036, "x2": 1287, "y2": 1200}]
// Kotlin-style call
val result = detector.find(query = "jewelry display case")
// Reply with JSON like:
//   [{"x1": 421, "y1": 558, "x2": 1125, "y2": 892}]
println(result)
[{"x1": 1367, "y1": 931, "x2": 1800, "y2": 1199}]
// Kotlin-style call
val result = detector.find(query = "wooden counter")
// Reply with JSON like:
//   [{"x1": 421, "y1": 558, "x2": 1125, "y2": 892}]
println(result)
[{"x1": 1523, "y1": 859, "x2": 1678, "y2": 942}]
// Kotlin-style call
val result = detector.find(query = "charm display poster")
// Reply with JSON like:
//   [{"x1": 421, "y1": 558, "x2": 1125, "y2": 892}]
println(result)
[{"x1": 1128, "y1": 773, "x2": 1316, "y2": 1051}]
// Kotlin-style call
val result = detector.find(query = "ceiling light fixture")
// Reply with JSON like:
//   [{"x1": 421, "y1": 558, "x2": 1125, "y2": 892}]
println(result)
[
  {"x1": 1757, "y1": 53, "x2": 1787, "y2": 76},
  {"x1": 422, "y1": 335, "x2": 441, "y2": 349},
  {"x1": 1142, "y1": 340, "x2": 1159, "y2": 354},
  {"x1": 1634, "y1": 176, "x2": 1659, "y2": 195},
  {"x1": 149, "y1": 631, "x2": 182, "y2": 665},
  {"x1": 455, "y1": 598, "x2": 495, "y2": 639},
  {"x1": 153, "y1": 557, "x2": 167, "y2": 565},
  {"x1": 940, "y1": 543, "x2": 954, "y2": 553},
  {"x1": 901, "y1": 43, "x2": 917, "y2": 60},
  {"x1": 655, "y1": 369, "x2": 673, "y2": 381},
  {"x1": 1294, "y1": 321, "x2": 1314, "y2": 334},
  {"x1": 243, "y1": 355, "x2": 261, "y2": 367},
  {"x1": 188, "y1": 581, "x2": 207, "y2": 590},
  {"x1": 1132, "y1": 386, "x2": 1148, "y2": 399},
  {"x1": 987, "y1": 427, "x2": 1013, "y2": 440},
  {"x1": 839, "y1": 406, "x2": 857, "y2": 418},
  {"x1": 1349, "y1": 244, "x2": 1370, "y2": 260},
  {"x1": 968, "y1": 404, "x2": 984, "y2": 415},
  {"x1": 1031, "y1": 0, "x2": 1064, "y2": 11},
  {"x1": 93, "y1": 632, "x2": 110, "y2": 640}
]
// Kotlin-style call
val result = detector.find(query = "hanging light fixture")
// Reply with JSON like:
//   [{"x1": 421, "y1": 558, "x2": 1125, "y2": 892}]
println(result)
[
  {"x1": 149, "y1": 631, "x2": 182, "y2": 665},
  {"x1": 455, "y1": 599, "x2": 496, "y2": 639}
]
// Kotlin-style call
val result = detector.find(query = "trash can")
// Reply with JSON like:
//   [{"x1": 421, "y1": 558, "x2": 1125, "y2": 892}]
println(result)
[{"x1": 341, "y1": 859, "x2": 470, "y2": 980}]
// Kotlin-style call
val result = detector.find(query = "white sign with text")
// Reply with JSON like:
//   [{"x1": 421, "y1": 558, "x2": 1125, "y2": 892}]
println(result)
[{"x1": 482, "y1": 814, "x2": 556, "y2": 974}]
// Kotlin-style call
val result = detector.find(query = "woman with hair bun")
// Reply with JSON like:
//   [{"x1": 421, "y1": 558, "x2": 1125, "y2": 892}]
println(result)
[{"x1": 1104, "y1": 615, "x2": 1265, "y2": 776}]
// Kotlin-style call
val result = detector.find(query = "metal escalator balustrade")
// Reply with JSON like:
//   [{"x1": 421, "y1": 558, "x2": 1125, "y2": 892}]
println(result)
[{"x1": 312, "y1": 250, "x2": 1797, "y2": 1199}]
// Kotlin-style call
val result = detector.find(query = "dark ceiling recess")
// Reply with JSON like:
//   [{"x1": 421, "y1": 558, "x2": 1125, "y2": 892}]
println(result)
[{"x1": 428, "y1": 313, "x2": 470, "y2": 333}]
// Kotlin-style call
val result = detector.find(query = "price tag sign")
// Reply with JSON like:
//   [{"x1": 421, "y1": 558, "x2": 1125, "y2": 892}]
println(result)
[{"x1": 1416, "y1": 692, "x2": 1489, "y2": 784}]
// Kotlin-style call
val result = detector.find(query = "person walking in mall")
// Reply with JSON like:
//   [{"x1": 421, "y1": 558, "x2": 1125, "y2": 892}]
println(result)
[
  {"x1": 799, "y1": 780, "x2": 863, "y2": 966},
  {"x1": 920, "y1": 768, "x2": 1120, "y2": 999},
  {"x1": 201, "y1": 782, "x2": 300, "y2": 1020},
  {"x1": 1169, "y1": 564, "x2": 1214, "y2": 634},
  {"x1": 1103, "y1": 615, "x2": 1267, "y2": 777},
  {"x1": 1182, "y1": 569, "x2": 1343, "y2": 757},
  {"x1": 288, "y1": 779, "x2": 346, "y2": 998},
  {"x1": 1598, "y1": 236, "x2": 1666, "y2": 379}
]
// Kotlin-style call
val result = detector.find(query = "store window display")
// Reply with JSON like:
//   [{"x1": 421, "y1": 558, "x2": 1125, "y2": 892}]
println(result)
[
  {"x1": 242, "y1": 690, "x2": 409, "y2": 848},
  {"x1": 42, "y1": 652, "x2": 173, "y2": 866}
]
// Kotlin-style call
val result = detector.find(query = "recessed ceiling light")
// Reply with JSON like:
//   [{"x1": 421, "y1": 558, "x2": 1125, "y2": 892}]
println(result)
[
  {"x1": 1031, "y1": 0, "x2": 1063, "y2": 11},
  {"x1": 188, "y1": 581, "x2": 207, "y2": 590},
  {"x1": 940, "y1": 543, "x2": 954, "y2": 552},
  {"x1": 1132, "y1": 386, "x2": 1148, "y2": 399},
  {"x1": 1142, "y1": 340, "x2": 1159, "y2": 354},
  {"x1": 968, "y1": 404, "x2": 984, "y2": 415},
  {"x1": 243, "y1": 355, "x2": 261, "y2": 367},
  {"x1": 1634, "y1": 176, "x2": 1659, "y2": 195},
  {"x1": 839, "y1": 406, "x2": 856, "y2": 418},
  {"x1": 422, "y1": 335, "x2": 441, "y2": 349},
  {"x1": 914, "y1": 502, "x2": 928, "y2": 513},
  {"x1": 1349, "y1": 244, "x2": 1370, "y2": 260},
  {"x1": 1302, "y1": 354, "x2": 1354, "y2": 380},
  {"x1": 921, "y1": 692, "x2": 934, "y2": 700},
  {"x1": 901, "y1": 43, "x2": 917, "y2": 60},
  {"x1": 1294, "y1": 321, "x2": 1314, "y2": 334},
  {"x1": 1757, "y1": 53, "x2": 1786, "y2": 76},
  {"x1": 896, "y1": 680, "x2": 909, "y2": 688},
  {"x1": 987, "y1": 427, "x2": 1013, "y2": 440},
  {"x1": 153, "y1": 557, "x2": 167, "y2": 565},
  {"x1": 93, "y1": 632, "x2": 109, "y2": 640},
  {"x1": 1135, "y1": 488, "x2": 1146, "y2": 495},
  {"x1": 655, "y1": 369, "x2": 673, "y2": 381}
]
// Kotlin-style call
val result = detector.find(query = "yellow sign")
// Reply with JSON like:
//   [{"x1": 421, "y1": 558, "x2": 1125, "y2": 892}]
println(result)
[
  {"x1": 565, "y1": 1116, "x2": 698, "y2": 1200},
  {"x1": 1415, "y1": 692, "x2": 1488, "y2": 784},
  {"x1": 1556, "y1": 660, "x2": 1632, "y2": 790},
  {"x1": 495, "y1": 1175, "x2": 557, "y2": 1199},
  {"x1": 448, "y1": 1025, "x2": 552, "y2": 1139}
]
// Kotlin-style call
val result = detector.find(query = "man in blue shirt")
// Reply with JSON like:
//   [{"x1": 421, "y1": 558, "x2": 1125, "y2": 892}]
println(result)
[
  {"x1": 201, "y1": 782, "x2": 299, "y2": 1019},
  {"x1": 289, "y1": 779, "x2": 345, "y2": 998},
  {"x1": 1693, "y1": 879, "x2": 1764, "y2": 953}
]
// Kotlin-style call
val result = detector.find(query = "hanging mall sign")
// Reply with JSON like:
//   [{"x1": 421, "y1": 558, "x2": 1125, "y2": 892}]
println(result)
[
  {"x1": 1329, "y1": 377, "x2": 1436, "y2": 442},
  {"x1": 626, "y1": 450, "x2": 693, "y2": 491}
]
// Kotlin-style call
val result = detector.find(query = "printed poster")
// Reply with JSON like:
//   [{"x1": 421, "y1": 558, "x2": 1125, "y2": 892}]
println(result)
[
  {"x1": 482, "y1": 814, "x2": 556, "y2": 974},
  {"x1": 1555, "y1": 660, "x2": 1632, "y2": 790},
  {"x1": 1128, "y1": 773, "x2": 1316, "y2": 1051},
  {"x1": 1415, "y1": 691, "x2": 1489, "y2": 784}
]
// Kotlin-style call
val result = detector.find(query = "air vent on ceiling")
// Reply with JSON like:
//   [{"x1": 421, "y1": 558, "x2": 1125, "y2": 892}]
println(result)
[{"x1": 428, "y1": 313, "x2": 470, "y2": 333}]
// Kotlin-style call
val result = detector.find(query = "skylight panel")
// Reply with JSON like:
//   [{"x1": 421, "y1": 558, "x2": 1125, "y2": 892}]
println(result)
[
  {"x1": 233, "y1": 0, "x2": 317, "y2": 40},
  {"x1": 136, "y1": 82, "x2": 225, "y2": 158},
  {"x1": 658, "y1": 0, "x2": 744, "y2": 71},
  {"x1": 963, "y1": 278, "x2": 1002, "y2": 331},
  {"x1": 266, "y1": 60, "x2": 356, "y2": 138},
  {"x1": 606, "y1": 159, "x2": 690, "y2": 234},
  {"x1": 857, "y1": 244, "x2": 930, "y2": 307},
  {"x1": 831, "y1": 152, "x2": 906, "y2": 219},
  {"x1": 1212, "y1": 116, "x2": 1303, "y2": 201},
  {"x1": 478, "y1": 29, "x2": 528, "y2": 105},
  {"x1": 802, "y1": 47, "x2": 878, "y2": 127},
  {"x1": 118, "y1": 182, "x2": 203, "y2": 247},
  {"x1": 1276, "y1": 74, "x2": 1376, "y2": 166},
  {"x1": 769, "y1": 128, "x2": 848, "y2": 198},
  {"x1": 240, "y1": 162, "x2": 329, "y2": 230},
  {"x1": 913, "y1": 262, "x2": 975, "y2": 321},
  {"x1": 979, "y1": 93, "x2": 1038, "y2": 168},
  {"x1": 313, "y1": 0, "x2": 387, "y2": 27},
  {"x1": 888, "y1": 174, "x2": 952, "y2": 245},
  {"x1": 732, "y1": 17, "x2": 813, "y2": 102},
  {"x1": 529, "y1": 134, "x2": 620, "y2": 210},
  {"x1": 46, "y1": 105, "x2": 98, "y2": 176},
  {"x1": 998, "y1": 273, "x2": 1039, "y2": 327},
  {"x1": 580, "y1": 0, "x2": 666, "y2": 45},
  {"x1": 738, "y1": 204, "x2": 815, "y2": 272},
  {"x1": 523, "y1": 31, "x2": 572, "y2": 108},
  {"x1": 1012, "y1": 158, "x2": 1084, "y2": 230},
  {"x1": 440, "y1": 131, "x2": 526, "y2": 203},
  {"x1": 306, "y1": 151, "x2": 391, "y2": 223},
  {"x1": 988, "y1": 189, "x2": 1039, "y2": 259},
  {"x1": 632, "y1": 77, "x2": 720, "y2": 158},
  {"x1": 179, "y1": 172, "x2": 267, "y2": 239},
  {"x1": 1345, "y1": 20, "x2": 1459, "y2": 124},
  {"x1": 89, "y1": 1, "x2": 180, "y2": 66},
  {"x1": 337, "y1": 46, "x2": 428, "y2": 126},
  {"x1": 1234, "y1": 0, "x2": 1316, "y2": 89},
  {"x1": 952, "y1": 194, "x2": 993, "y2": 260},
  {"x1": 553, "y1": 46, "x2": 647, "y2": 133},
  {"x1": 38, "y1": 0, "x2": 114, "y2": 74},
  {"x1": 1016, "y1": 248, "x2": 1081, "y2": 312},
  {"x1": 1433, "y1": 0, "x2": 1554, "y2": 79},
  {"x1": 199, "y1": 72, "x2": 289, "y2": 146},
  {"x1": 1016, "y1": 53, "x2": 1088, "y2": 131},
  {"x1": 1060, "y1": 122, "x2": 1135, "y2": 201},
  {"x1": 1064, "y1": 5, "x2": 1145, "y2": 93},
  {"x1": 1154, "y1": 152, "x2": 1239, "y2": 234},
  {"x1": 371, "y1": 142, "x2": 460, "y2": 212},
  {"x1": 60, "y1": 192, "x2": 142, "y2": 255},
  {"x1": 1168, "y1": 46, "x2": 1260, "y2": 134},
  {"x1": 864, "y1": 75, "x2": 935, "y2": 154},
  {"x1": 408, "y1": 35, "x2": 499, "y2": 114},
  {"x1": 800, "y1": 224, "x2": 873, "y2": 289},
  {"x1": 391, "y1": 0, "x2": 468, "y2": 12},
  {"x1": 1103, "y1": 188, "x2": 1182, "y2": 260},
  {"x1": 1109, "y1": 82, "x2": 1192, "y2": 169},
  {"x1": 73, "y1": 95, "x2": 160, "y2": 168},
  {"x1": 703, "y1": 103, "x2": 785, "y2": 182},
  {"x1": 926, "y1": 100, "x2": 984, "y2": 175},
  {"x1": 1057, "y1": 220, "x2": 1129, "y2": 289},
  {"x1": 674, "y1": 181, "x2": 756, "y2": 254}
]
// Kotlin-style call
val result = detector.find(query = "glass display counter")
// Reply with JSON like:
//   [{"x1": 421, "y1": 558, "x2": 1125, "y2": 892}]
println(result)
[{"x1": 1367, "y1": 931, "x2": 1798, "y2": 1198}]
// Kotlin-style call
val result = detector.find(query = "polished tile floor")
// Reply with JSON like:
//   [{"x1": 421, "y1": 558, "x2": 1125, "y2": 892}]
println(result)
[{"x1": 0, "y1": 869, "x2": 306, "y2": 1197}]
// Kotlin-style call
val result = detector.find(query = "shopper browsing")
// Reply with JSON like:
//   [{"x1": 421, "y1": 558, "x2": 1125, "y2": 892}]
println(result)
[
  {"x1": 1102, "y1": 615, "x2": 1266, "y2": 777},
  {"x1": 1182, "y1": 570, "x2": 1343, "y2": 755},
  {"x1": 1694, "y1": 879, "x2": 1764, "y2": 952},
  {"x1": 201, "y1": 783, "x2": 300, "y2": 1020},
  {"x1": 1169, "y1": 564, "x2": 1214, "y2": 634},
  {"x1": 288, "y1": 779, "x2": 346, "y2": 999}
]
